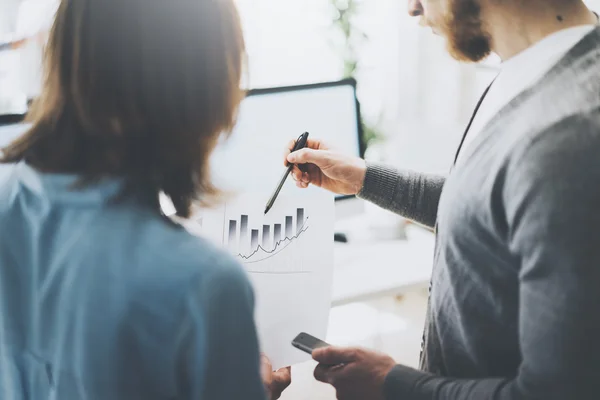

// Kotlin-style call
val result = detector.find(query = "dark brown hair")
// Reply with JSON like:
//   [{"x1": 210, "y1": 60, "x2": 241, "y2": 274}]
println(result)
[{"x1": 1, "y1": 0, "x2": 246, "y2": 218}]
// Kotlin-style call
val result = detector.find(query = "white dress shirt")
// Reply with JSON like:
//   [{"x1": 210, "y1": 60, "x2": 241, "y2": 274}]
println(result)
[{"x1": 457, "y1": 25, "x2": 597, "y2": 163}]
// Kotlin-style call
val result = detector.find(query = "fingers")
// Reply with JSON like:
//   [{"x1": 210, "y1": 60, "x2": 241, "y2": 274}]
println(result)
[
  {"x1": 270, "y1": 366, "x2": 291, "y2": 400},
  {"x1": 273, "y1": 366, "x2": 291, "y2": 387},
  {"x1": 287, "y1": 148, "x2": 326, "y2": 166},
  {"x1": 283, "y1": 139, "x2": 296, "y2": 166},
  {"x1": 313, "y1": 363, "x2": 346, "y2": 384},
  {"x1": 313, "y1": 346, "x2": 359, "y2": 365},
  {"x1": 291, "y1": 165, "x2": 303, "y2": 181},
  {"x1": 288, "y1": 137, "x2": 325, "y2": 151},
  {"x1": 313, "y1": 363, "x2": 330, "y2": 383},
  {"x1": 291, "y1": 166, "x2": 311, "y2": 189},
  {"x1": 260, "y1": 354, "x2": 273, "y2": 383},
  {"x1": 305, "y1": 138, "x2": 326, "y2": 150},
  {"x1": 284, "y1": 138, "x2": 324, "y2": 165}
]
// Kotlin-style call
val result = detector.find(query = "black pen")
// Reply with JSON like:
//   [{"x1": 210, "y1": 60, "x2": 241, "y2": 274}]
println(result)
[{"x1": 264, "y1": 132, "x2": 310, "y2": 215}]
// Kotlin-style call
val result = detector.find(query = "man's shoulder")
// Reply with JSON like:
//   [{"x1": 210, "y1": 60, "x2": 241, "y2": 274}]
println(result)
[
  {"x1": 494, "y1": 28, "x2": 600, "y2": 146},
  {"x1": 511, "y1": 109, "x2": 600, "y2": 165},
  {"x1": 500, "y1": 109, "x2": 600, "y2": 202}
]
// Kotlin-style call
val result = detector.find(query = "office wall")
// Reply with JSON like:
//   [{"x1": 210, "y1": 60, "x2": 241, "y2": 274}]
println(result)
[
  {"x1": 0, "y1": 0, "x2": 25, "y2": 111},
  {"x1": 0, "y1": 0, "x2": 20, "y2": 34},
  {"x1": 0, "y1": 0, "x2": 58, "y2": 101}
]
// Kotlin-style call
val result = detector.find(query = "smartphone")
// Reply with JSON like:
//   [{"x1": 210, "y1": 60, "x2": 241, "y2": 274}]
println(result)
[{"x1": 291, "y1": 332, "x2": 330, "y2": 355}]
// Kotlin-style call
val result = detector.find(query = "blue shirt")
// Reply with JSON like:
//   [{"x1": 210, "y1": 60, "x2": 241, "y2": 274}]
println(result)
[{"x1": 0, "y1": 162, "x2": 266, "y2": 399}]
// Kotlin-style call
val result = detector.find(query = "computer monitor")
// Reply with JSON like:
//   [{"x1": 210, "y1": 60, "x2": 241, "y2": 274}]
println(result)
[
  {"x1": 210, "y1": 79, "x2": 365, "y2": 219},
  {"x1": 1, "y1": 79, "x2": 366, "y2": 219}
]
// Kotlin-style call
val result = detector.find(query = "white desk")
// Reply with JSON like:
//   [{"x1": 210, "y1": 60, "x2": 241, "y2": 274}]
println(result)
[{"x1": 331, "y1": 221, "x2": 435, "y2": 306}]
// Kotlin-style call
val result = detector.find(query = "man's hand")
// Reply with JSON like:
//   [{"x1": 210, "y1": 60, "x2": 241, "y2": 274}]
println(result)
[
  {"x1": 312, "y1": 346, "x2": 396, "y2": 400},
  {"x1": 261, "y1": 354, "x2": 291, "y2": 400},
  {"x1": 283, "y1": 138, "x2": 367, "y2": 195}
]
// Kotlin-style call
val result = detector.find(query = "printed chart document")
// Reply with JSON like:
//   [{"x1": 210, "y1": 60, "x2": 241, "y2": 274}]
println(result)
[{"x1": 198, "y1": 191, "x2": 334, "y2": 369}]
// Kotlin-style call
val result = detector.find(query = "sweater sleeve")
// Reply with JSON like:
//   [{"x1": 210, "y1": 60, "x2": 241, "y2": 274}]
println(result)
[
  {"x1": 357, "y1": 162, "x2": 445, "y2": 229},
  {"x1": 382, "y1": 114, "x2": 600, "y2": 400}
]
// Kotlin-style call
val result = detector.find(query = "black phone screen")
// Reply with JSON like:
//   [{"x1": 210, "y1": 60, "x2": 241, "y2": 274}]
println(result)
[{"x1": 291, "y1": 332, "x2": 330, "y2": 354}]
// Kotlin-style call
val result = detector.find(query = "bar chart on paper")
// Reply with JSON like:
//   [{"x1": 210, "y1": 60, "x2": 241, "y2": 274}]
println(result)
[
  {"x1": 224, "y1": 206, "x2": 311, "y2": 274},
  {"x1": 197, "y1": 192, "x2": 334, "y2": 369}
]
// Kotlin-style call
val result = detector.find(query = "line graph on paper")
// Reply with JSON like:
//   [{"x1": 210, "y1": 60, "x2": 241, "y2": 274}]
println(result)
[{"x1": 223, "y1": 207, "x2": 312, "y2": 274}]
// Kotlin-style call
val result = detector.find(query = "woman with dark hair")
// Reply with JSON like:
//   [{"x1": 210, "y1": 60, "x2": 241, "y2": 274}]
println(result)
[{"x1": 0, "y1": 0, "x2": 290, "y2": 398}]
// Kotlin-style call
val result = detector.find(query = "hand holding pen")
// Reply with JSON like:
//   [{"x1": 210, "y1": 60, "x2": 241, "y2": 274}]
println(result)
[
  {"x1": 283, "y1": 136, "x2": 367, "y2": 196},
  {"x1": 265, "y1": 132, "x2": 368, "y2": 214},
  {"x1": 264, "y1": 132, "x2": 310, "y2": 214}
]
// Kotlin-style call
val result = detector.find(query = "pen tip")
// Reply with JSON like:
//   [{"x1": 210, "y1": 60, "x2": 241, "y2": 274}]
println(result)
[{"x1": 264, "y1": 207, "x2": 269, "y2": 215}]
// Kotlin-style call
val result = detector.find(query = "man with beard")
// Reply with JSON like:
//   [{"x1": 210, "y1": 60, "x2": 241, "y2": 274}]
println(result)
[{"x1": 282, "y1": 0, "x2": 600, "y2": 399}]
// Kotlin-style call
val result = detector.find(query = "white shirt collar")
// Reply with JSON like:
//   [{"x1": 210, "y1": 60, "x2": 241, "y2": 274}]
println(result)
[
  {"x1": 455, "y1": 25, "x2": 596, "y2": 164},
  {"x1": 500, "y1": 25, "x2": 596, "y2": 75}
]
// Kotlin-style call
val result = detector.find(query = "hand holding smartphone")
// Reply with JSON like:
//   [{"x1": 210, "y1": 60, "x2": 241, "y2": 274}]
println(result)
[{"x1": 291, "y1": 332, "x2": 330, "y2": 354}]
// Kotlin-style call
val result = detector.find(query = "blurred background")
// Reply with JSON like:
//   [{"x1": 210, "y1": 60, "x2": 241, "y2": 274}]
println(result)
[
  {"x1": 3, "y1": 0, "x2": 600, "y2": 170},
  {"x1": 2, "y1": 1, "x2": 599, "y2": 399},
  {"x1": 1, "y1": 0, "x2": 502, "y2": 173}
]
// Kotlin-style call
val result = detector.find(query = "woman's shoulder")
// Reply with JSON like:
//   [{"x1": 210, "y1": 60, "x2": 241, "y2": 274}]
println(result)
[{"x1": 136, "y1": 215, "x2": 249, "y2": 289}]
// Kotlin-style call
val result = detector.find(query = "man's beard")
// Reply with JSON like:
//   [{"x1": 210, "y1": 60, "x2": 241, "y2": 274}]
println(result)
[{"x1": 443, "y1": 0, "x2": 492, "y2": 62}]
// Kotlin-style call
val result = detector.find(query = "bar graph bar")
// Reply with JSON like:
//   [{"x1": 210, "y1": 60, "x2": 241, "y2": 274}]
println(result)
[
  {"x1": 240, "y1": 215, "x2": 248, "y2": 249},
  {"x1": 226, "y1": 209, "x2": 308, "y2": 252},
  {"x1": 262, "y1": 225, "x2": 270, "y2": 248},
  {"x1": 285, "y1": 216, "x2": 293, "y2": 238},
  {"x1": 228, "y1": 220, "x2": 237, "y2": 248},
  {"x1": 296, "y1": 208, "x2": 304, "y2": 234},
  {"x1": 224, "y1": 207, "x2": 310, "y2": 273},
  {"x1": 273, "y1": 224, "x2": 282, "y2": 248},
  {"x1": 251, "y1": 229, "x2": 259, "y2": 250}
]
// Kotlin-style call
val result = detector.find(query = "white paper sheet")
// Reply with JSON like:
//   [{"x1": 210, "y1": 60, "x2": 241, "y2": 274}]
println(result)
[{"x1": 198, "y1": 191, "x2": 334, "y2": 369}]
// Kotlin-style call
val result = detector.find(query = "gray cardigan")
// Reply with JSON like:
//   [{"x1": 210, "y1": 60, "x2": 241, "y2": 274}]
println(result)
[{"x1": 358, "y1": 27, "x2": 600, "y2": 399}]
